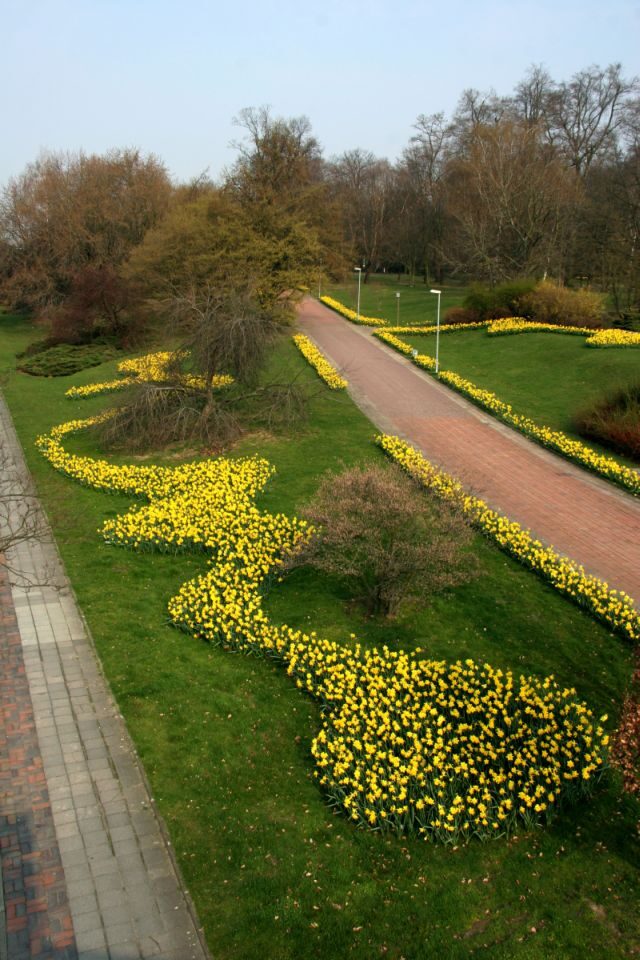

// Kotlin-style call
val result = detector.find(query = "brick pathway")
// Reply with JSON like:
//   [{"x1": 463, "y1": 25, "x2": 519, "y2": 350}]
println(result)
[
  {"x1": 0, "y1": 566, "x2": 75, "y2": 960},
  {"x1": 298, "y1": 297, "x2": 640, "y2": 604},
  {"x1": 0, "y1": 394, "x2": 210, "y2": 960}
]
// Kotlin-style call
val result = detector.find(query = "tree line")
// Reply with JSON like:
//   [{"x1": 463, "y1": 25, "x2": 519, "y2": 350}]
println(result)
[{"x1": 1, "y1": 61, "x2": 638, "y2": 345}]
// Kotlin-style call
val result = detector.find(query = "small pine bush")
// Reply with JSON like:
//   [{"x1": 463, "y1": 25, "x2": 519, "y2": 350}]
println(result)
[{"x1": 17, "y1": 343, "x2": 119, "y2": 377}]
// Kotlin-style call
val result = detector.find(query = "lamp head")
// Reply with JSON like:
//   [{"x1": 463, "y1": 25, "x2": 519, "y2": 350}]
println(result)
[{"x1": 430, "y1": 289, "x2": 441, "y2": 294}]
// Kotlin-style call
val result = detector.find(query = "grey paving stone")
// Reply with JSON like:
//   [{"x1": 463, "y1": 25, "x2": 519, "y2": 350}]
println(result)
[
  {"x1": 74, "y1": 927, "x2": 108, "y2": 954},
  {"x1": 105, "y1": 919, "x2": 135, "y2": 948},
  {"x1": 73, "y1": 910, "x2": 104, "y2": 935},
  {"x1": 1, "y1": 392, "x2": 210, "y2": 960},
  {"x1": 67, "y1": 891, "x2": 100, "y2": 917}
]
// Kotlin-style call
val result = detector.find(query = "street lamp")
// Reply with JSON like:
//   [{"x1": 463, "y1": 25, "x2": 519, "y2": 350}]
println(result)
[
  {"x1": 354, "y1": 267, "x2": 362, "y2": 323},
  {"x1": 395, "y1": 291, "x2": 400, "y2": 325},
  {"x1": 430, "y1": 289, "x2": 441, "y2": 373}
]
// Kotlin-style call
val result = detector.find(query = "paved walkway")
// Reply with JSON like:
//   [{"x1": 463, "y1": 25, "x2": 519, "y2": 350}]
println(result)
[
  {"x1": 298, "y1": 297, "x2": 640, "y2": 603},
  {"x1": 0, "y1": 394, "x2": 209, "y2": 960}
]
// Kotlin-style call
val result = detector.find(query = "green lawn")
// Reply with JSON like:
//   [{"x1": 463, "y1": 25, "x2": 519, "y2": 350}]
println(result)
[
  {"x1": 324, "y1": 274, "x2": 467, "y2": 326},
  {"x1": 1, "y1": 310, "x2": 639, "y2": 960}
]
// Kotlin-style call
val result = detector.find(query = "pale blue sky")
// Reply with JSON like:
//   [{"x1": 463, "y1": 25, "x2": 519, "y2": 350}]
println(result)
[{"x1": 3, "y1": 0, "x2": 638, "y2": 185}]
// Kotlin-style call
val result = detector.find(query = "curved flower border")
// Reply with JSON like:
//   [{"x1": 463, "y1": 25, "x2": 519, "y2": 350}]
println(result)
[
  {"x1": 377, "y1": 434, "x2": 639, "y2": 643},
  {"x1": 33, "y1": 398, "x2": 609, "y2": 843},
  {"x1": 66, "y1": 350, "x2": 234, "y2": 400},
  {"x1": 293, "y1": 334, "x2": 348, "y2": 389}
]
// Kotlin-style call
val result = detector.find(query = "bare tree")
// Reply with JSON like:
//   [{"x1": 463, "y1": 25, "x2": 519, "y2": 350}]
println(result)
[
  {"x1": 328, "y1": 149, "x2": 396, "y2": 279},
  {"x1": 0, "y1": 149, "x2": 171, "y2": 314},
  {"x1": 445, "y1": 121, "x2": 578, "y2": 282},
  {"x1": 545, "y1": 64, "x2": 638, "y2": 176},
  {"x1": 513, "y1": 64, "x2": 555, "y2": 125}
]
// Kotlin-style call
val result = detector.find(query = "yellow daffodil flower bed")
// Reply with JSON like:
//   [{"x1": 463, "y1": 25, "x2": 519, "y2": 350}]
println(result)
[
  {"x1": 322, "y1": 293, "x2": 639, "y2": 350},
  {"x1": 65, "y1": 350, "x2": 234, "y2": 400},
  {"x1": 35, "y1": 401, "x2": 611, "y2": 844},
  {"x1": 292, "y1": 335, "x2": 347, "y2": 389},
  {"x1": 377, "y1": 434, "x2": 640, "y2": 643},
  {"x1": 486, "y1": 318, "x2": 640, "y2": 348},
  {"x1": 374, "y1": 331, "x2": 640, "y2": 497},
  {"x1": 487, "y1": 318, "x2": 595, "y2": 337},
  {"x1": 586, "y1": 329, "x2": 640, "y2": 348},
  {"x1": 320, "y1": 295, "x2": 387, "y2": 327},
  {"x1": 384, "y1": 322, "x2": 491, "y2": 334}
]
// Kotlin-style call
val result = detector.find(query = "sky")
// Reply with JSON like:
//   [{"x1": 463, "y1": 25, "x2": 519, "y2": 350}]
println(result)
[{"x1": 3, "y1": 0, "x2": 639, "y2": 186}]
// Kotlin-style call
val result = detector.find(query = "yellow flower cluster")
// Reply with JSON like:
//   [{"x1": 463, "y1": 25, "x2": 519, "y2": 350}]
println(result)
[
  {"x1": 65, "y1": 350, "x2": 234, "y2": 400},
  {"x1": 377, "y1": 434, "x2": 640, "y2": 643},
  {"x1": 375, "y1": 333, "x2": 640, "y2": 497},
  {"x1": 320, "y1": 295, "x2": 387, "y2": 327},
  {"x1": 487, "y1": 318, "x2": 594, "y2": 337},
  {"x1": 586, "y1": 329, "x2": 640, "y2": 348},
  {"x1": 65, "y1": 377, "x2": 137, "y2": 399},
  {"x1": 487, "y1": 318, "x2": 640, "y2": 348},
  {"x1": 292, "y1": 334, "x2": 348, "y2": 389},
  {"x1": 35, "y1": 401, "x2": 610, "y2": 843},
  {"x1": 385, "y1": 321, "x2": 491, "y2": 334}
]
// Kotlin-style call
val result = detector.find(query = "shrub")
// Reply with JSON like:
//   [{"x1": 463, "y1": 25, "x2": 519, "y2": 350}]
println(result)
[
  {"x1": 292, "y1": 462, "x2": 477, "y2": 617},
  {"x1": 46, "y1": 265, "x2": 142, "y2": 346},
  {"x1": 17, "y1": 343, "x2": 120, "y2": 377},
  {"x1": 442, "y1": 306, "x2": 480, "y2": 325},
  {"x1": 573, "y1": 383, "x2": 640, "y2": 461},
  {"x1": 611, "y1": 650, "x2": 640, "y2": 799},
  {"x1": 463, "y1": 279, "x2": 537, "y2": 321},
  {"x1": 520, "y1": 280, "x2": 606, "y2": 328}
]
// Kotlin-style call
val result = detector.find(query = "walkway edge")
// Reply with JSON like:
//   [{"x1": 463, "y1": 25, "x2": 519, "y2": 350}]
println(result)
[{"x1": 1, "y1": 389, "x2": 212, "y2": 960}]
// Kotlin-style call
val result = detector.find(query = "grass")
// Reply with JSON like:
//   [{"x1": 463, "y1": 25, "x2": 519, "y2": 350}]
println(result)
[
  {"x1": 324, "y1": 274, "x2": 467, "y2": 326},
  {"x1": 395, "y1": 327, "x2": 640, "y2": 468},
  {"x1": 1, "y1": 310, "x2": 639, "y2": 959}
]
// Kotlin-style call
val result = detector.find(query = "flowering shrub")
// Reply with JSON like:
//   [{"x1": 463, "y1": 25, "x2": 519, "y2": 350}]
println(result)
[
  {"x1": 375, "y1": 332, "x2": 640, "y2": 496},
  {"x1": 377, "y1": 434, "x2": 640, "y2": 643},
  {"x1": 292, "y1": 334, "x2": 347, "y2": 389},
  {"x1": 35, "y1": 404, "x2": 610, "y2": 843},
  {"x1": 320, "y1": 295, "x2": 386, "y2": 327},
  {"x1": 66, "y1": 350, "x2": 234, "y2": 399}
]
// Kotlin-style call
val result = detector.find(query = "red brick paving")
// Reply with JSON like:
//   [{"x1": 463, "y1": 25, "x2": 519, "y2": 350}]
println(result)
[
  {"x1": 298, "y1": 297, "x2": 640, "y2": 603},
  {"x1": 0, "y1": 562, "x2": 77, "y2": 960}
]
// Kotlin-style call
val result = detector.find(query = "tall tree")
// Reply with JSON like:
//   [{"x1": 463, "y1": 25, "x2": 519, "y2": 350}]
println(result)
[
  {"x1": 545, "y1": 64, "x2": 638, "y2": 176},
  {"x1": 444, "y1": 121, "x2": 577, "y2": 282},
  {"x1": 328, "y1": 149, "x2": 395, "y2": 280},
  {"x1": 0, "y1": 149, "x2": 171, "y2": 311}
]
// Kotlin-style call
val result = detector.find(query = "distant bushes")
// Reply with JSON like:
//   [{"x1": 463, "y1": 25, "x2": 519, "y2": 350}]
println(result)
[
  {"x1": 519, "y1": 281, "x2": 606, "y2": 329},
  {"x1": 442, "y1": 306, "x2": 482, "y2": 326},
  {"x1": 464, "y1": 279, "x2": 538, "y2": 322},
  {"x1": 445, "y1": 279, "x2": 607, "y2": 328},
  {"x1": 573, "y1": 383, "x2": 640, "y2": 461}
]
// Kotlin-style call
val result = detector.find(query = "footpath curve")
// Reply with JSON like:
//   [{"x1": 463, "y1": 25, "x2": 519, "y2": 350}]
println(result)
[{"x1": 297, "y1": 296, "x2": 640, "y2": 604}]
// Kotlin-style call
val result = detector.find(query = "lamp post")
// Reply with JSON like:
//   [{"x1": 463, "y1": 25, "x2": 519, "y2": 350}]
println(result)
[
  {"x1": 395, "y1": 291, "x2": 400, "y2": 325},
  {"x1": 430, "y1": 289, "x2": 441, "y2": 373},
  {"x1": 354, "y1": 267, "x2": 362, "y2": 323}
]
